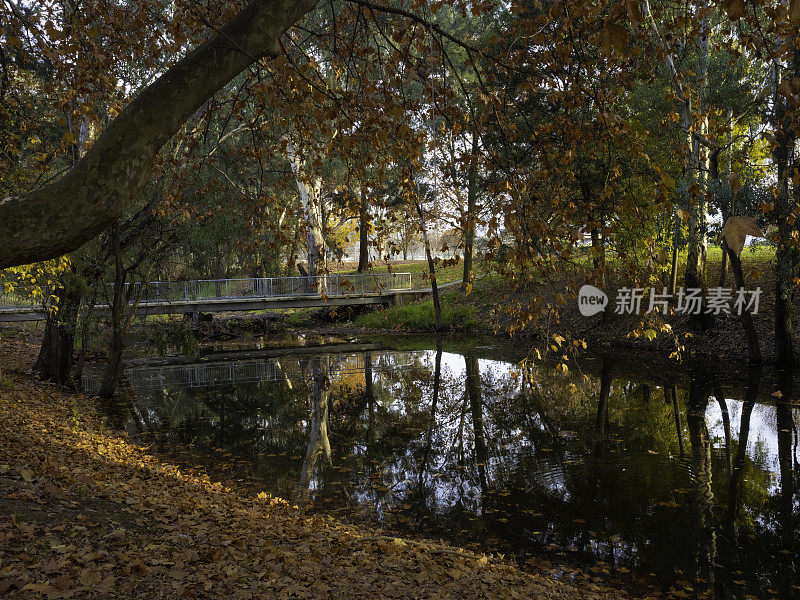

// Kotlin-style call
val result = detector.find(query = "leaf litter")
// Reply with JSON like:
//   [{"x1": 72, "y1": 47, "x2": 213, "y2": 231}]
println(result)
[{"x1": 0, "y1": 340, "x2": 651, "y2": 599}]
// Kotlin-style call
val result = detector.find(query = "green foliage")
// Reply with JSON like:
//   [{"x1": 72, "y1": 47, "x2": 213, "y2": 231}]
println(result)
[
  {"x1": 354, "y1": 301, "x2": 479, "y2": 331},
  {"x1": 147, "y1": 319, "x2": 198, "y2": 359}
]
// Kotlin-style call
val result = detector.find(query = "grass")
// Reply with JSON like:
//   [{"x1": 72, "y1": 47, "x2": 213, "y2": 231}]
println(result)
[
  {"x1": 573, "y1": 244, "x2": 776, "y2": 286},
  {"x1": 354, "y1": 300, "x2": 480, "y2": 331},
  {"x1": 327, "y1": 257, "x2": 492, "y2": 287},
  {"x1": 347, "y1": 245, "x2": 780, "y2": 334}
]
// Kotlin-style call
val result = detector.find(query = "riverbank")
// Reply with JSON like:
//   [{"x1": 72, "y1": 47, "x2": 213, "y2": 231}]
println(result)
[
  {"x1": 0, "y1": 339, "x2": 646, "y2": 600},
  {"x1": 345, "y1": 247, "x2": 797, "y2": 365}
]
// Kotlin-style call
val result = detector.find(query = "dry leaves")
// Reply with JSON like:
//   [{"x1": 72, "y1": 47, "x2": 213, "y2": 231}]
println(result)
[
  {"x1": 0, "y1": 348, "x2": 639, "y2": 600},
  {"x1": 727, "y1": 172, "x2": 742, "y2": 196},
  {"x1": 721, "y1": 216, "x2": 765, "y2": 256}
]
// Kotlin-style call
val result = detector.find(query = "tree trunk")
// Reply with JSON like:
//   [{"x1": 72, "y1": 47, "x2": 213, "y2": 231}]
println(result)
[
  {"x1": 685, "y1": 7, "x2": 710, "y2": 330},
  {"x1": 286, "y1": 218, "x2": 300, "y2": 276},
  {"x1": 590, "y1": 219, "x2": 606, "y2": 279},
  {"x1": 772, "y1": 50, "x2": 797, "y2": 366},
  {"x1": 713, "y1": 146, "x2": 761, "y2": 363},
  {"x1": 0, "y1": 0, "x2": 319, "y2": 269},
  {"x1": 669, "y1": 229, "x2": 679, "y2": 295},
  {"x1": 357, "y1": 186, "x2": 369, "y2": 273},
  {"x1": 686, "y1": 373, "x2": 716, "y2": 591},
  {"x1": 725, "y1": 242, "x2": 762, "y2": 364},
  {"x1": 98, "y1": 223, "x2": 145, "y2": 398},
  {"x1": 595, "y1": 358, "x2": 612, "y2": 435},
  {"x1": 33, "y1": 280, "x2": 82, "y2": 385},
  {"x1": 99, "y1": 329, "x2": 125, "y2": 399},
  {"x1": 462, "y1": 131, "x2": 479, "y2": 289},
  {"x1": 465, "y1": 354, "x2": 488, "y2": 500},
  {"x1": 287, "y1": 141, "x2": 325, "y2": 292},
  {"x1": 73, "y1": 295, "x2": 97, "y2": 386},
  {"x1": 416, "y1": 199, "x2": 442, "y2": 331},
  {"x1": 294, "y1": 356, "x2": 331, "y2": 505}
]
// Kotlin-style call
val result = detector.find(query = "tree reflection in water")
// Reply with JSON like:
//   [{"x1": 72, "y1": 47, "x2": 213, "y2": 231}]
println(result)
[{"x1": 98, "y1": 341, "x2": 800, "y2": 598}]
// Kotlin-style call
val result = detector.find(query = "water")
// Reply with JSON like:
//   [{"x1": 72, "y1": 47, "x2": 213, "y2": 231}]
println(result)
[{"x1": 91, "y1": 336, "x2": 800, "y2": 599}]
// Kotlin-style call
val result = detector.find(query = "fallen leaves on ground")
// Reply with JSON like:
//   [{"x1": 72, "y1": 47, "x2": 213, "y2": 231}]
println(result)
[{"x1": 0, "y1": 341, "x2": 643, "y2": 599}]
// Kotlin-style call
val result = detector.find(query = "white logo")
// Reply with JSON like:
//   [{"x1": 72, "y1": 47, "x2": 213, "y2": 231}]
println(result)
[{"x1": 578, "y1": 285, "x2": 608, "y2": 317}]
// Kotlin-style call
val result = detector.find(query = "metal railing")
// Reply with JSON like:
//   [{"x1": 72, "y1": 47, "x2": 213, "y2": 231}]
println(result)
[
  {"x1": 0, "y1": 286, "x2": 44, "y2": 310},
  {"x1": 0, "y1": 273, "x2": 415, "y2": 310},
  {"x1": 113, "y1": 273, "x2": 414, "y2": 304}
]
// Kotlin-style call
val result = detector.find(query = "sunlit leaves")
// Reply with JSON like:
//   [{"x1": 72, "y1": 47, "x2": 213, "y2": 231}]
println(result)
[{"x1": 1, "y1": 257, "x2": 71, "y2": 306}]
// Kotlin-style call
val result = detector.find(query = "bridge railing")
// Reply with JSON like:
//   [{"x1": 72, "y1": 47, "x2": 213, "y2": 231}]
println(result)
[
  {"x1": 2, "y1": 273, "x2": 415, "y2": 311},
  {"x1": 0, "y1": 286, "x2": 44, "y2": 310},
  {"x1": 112, "y1": 273, "x2": 414, "y2": 304}
]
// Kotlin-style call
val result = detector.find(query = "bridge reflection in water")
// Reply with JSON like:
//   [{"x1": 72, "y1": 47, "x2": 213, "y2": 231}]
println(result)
[
  {"x1": 91, "y1": 341, "x2": 800, "y2": 599},
  {"x1": 82, "y1": 347, "x2": 420, "y2": 396}
]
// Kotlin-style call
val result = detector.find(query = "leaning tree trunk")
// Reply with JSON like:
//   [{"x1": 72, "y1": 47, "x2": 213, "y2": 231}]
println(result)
[
  {"x1": 712, "y1": 148, "x2": 761, "y2": 363},
  {"x1": 0, "y1": 0, "x2": 320, "y2": 269},
  {"x1": 724, "y1": 245, "x2": 762, "y2": 363},
  {"x1": 34, "y1": 281, "x2": 82, "y2": 385}
]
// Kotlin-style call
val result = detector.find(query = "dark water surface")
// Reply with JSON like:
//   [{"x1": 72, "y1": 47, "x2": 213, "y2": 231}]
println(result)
[{"x1": 90, "y1": 335, "x2": 799, "y2": 599}]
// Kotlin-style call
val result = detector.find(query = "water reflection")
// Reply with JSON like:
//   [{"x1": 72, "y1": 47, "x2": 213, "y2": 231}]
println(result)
[{"x1": 94, "y1": 340, "x2": 800, "y2": 598}]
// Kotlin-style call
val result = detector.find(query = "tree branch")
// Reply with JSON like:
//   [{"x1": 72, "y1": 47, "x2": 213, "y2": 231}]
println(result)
[{"x1": 0, "y1": 0, "x2": 319, "y2": 269}]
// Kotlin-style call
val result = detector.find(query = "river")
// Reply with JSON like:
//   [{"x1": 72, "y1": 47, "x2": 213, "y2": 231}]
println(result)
[{"x1": 86, "y1": 333, "x2": 800, "y2": 599}]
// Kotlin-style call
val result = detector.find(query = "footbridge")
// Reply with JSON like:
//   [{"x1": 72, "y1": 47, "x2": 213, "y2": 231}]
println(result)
[{"x1": 0, "y1": 273, "x2": 428, "y2": 322}]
